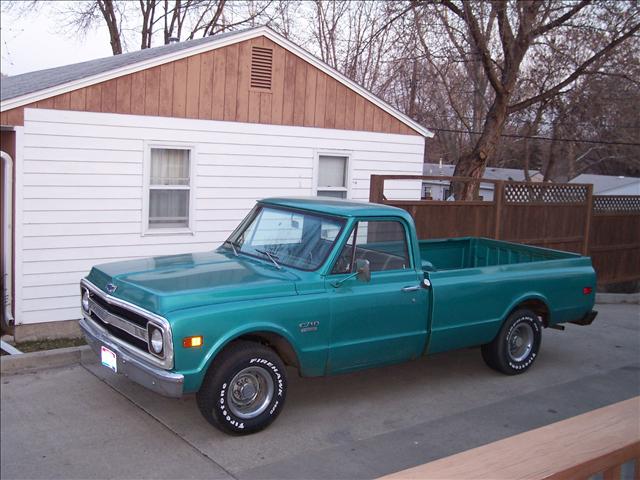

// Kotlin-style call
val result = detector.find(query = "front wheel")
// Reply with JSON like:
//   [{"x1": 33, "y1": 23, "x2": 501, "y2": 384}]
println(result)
[
  {"x1": 481, "y1": 308, "x2": 542, "y2": 375},
  {"x1": 196, "y1": 341, "x2": 287, "y2": 435}
]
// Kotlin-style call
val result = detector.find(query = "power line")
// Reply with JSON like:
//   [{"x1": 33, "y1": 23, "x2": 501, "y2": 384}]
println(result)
[
  {"x1": 425, "y1": 112, "x2": 640, "y2": 130},
  {"x1": 429, "y1": 127, "x2": 640, "y2": 146}
]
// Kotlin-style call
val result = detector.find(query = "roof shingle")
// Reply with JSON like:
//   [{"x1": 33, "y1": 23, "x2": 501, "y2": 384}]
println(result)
[{"x1": 1, "y1": 28, "x2": 253, "y2": 102}]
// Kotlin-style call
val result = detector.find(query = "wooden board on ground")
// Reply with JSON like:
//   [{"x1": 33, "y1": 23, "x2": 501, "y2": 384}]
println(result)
[{"x1": 379, "y1": 396, "x2": 640, "y2": 480}]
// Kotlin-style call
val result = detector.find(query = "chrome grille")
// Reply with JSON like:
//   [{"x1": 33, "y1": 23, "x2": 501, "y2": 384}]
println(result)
[
  {"x1": 81, "y1": 278, "x2": 174, "y2": 370},
  {"x1": 89, "y1": 298, "x2": 148, "y2": 343}
]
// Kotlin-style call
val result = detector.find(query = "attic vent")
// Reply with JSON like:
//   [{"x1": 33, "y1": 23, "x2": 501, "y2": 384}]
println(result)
[{"x1": 251, "y1": 46, "x2": 273, "y2": 90}]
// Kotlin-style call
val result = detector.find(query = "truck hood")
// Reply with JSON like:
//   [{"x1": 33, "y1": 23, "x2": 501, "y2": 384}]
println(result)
[{"x1": 86, "y1": 249, "x2": 300, "y2": 315}]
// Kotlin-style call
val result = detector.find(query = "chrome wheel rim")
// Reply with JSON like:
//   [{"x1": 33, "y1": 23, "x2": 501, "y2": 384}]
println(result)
[
  {"x1": 227, "y1": 366, "x2": 274, "y2": 419},
  {"x1": 508, "y1": 323, "x2": 534, "y2": 362}
]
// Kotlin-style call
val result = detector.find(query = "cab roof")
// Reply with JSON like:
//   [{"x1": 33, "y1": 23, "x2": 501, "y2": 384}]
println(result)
[{"x1": 259, "y1": 197, "x2": 414, "y2": 221}]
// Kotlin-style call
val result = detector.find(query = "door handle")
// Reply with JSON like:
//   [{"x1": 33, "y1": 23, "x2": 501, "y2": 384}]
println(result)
[{"x1": 401, "y1": 285, "x2": 421, "y2": 292}]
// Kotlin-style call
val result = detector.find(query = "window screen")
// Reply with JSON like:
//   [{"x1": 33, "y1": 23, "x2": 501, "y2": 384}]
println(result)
[{"x1": 317, "y1": 155, "x2": 348, "y2": 199}]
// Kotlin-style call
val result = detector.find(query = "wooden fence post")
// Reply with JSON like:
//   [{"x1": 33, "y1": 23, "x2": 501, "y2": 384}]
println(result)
[
  {"x1": 584, "y1": 184, "x2": 594, "y2": 256},
  {"x1": 494, "y1": 181, "x2": 505, "y2": 240},
  {"x1": 369, "y1": 175, "x2": 384, "y2": 203}
]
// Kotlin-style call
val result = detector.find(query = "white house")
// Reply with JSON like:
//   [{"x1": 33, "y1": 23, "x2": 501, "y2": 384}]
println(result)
[
  {"x1": 421, "y1": 162, "x2": 543, "y2": 201},
  {"x1": 0, "y1": 26, "x2": 433, "y2": 340},
  {"x1": 570, "y1": 174, "x2": 640, "y2": 195}
]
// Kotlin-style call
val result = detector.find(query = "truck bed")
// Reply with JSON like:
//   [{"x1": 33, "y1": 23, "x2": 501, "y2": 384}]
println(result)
[
  {"x1": 419, "y1": 237, "x2": 579, "y2": 272},
  {"x1": 419, "y1": 237, "x2": 594, "y2": 355}
]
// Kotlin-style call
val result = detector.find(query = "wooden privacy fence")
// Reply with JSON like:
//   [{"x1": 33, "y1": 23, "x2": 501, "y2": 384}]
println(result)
[
  {"x1": 369, "y1": 175, "x2": 640, "y2": 285},
  {"x1": 591, "y1": 195, "x2": 640, "y2": 284}
]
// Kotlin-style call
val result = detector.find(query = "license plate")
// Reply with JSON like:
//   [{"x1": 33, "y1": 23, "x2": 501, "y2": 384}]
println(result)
[{"x1": 101, "y1": 346, "x2": 117, "y2": 373}]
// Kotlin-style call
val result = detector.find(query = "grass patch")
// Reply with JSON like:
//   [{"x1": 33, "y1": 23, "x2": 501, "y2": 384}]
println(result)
[{"x1": 14, "y1": 337, "x2": 87, "y2": 353}]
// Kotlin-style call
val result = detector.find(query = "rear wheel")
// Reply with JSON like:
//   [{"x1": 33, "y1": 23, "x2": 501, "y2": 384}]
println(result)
[
  {"x1": 481, "y1": 308, "x2": 542, "y2": 375},
  {"x1": 196, "y1": 341, "x2": 287, "y2": 435}
]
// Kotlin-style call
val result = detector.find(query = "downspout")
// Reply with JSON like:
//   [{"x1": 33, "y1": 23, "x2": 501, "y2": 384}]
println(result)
[{"x1": 1, "y1": 150, "x2": 14, "y2": 328}]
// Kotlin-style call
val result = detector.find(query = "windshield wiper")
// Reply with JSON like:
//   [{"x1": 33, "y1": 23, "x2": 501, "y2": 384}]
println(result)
[
  {"x1": 223, "y1": 240, "x2": 240, "y2": 256},
  {"x1": 254, "y1": 248, "x2": 281, "y2": 270}
]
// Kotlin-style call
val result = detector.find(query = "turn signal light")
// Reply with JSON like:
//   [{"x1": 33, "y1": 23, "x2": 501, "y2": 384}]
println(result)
[
  {"x1": 583, "y1": 287, "x2": 593, "y2": 295},
  {"x1": 183, "y1": 336, "x2": 203, "y2": 348}
]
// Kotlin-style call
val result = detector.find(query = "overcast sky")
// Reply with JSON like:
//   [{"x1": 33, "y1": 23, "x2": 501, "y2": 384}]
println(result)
[{"x1": 1, "y1": 3, "x2": 112, "y2": 76}]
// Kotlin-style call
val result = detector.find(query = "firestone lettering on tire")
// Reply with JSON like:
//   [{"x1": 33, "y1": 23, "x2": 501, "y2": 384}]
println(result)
[{"x1": 217, "y1": 381, "x2": 245, "y2": 429}]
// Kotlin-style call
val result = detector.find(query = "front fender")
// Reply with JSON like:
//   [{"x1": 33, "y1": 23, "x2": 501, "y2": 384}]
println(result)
[
  {"x1": 206, "y1": 323, "x2": 300, "y2": 372},
  {"x1": 166, "y1": 288, "x2": 332, "y2": 393},
  {"x1": 178, "y1": 322, "x2": 306, "y2": 393}
]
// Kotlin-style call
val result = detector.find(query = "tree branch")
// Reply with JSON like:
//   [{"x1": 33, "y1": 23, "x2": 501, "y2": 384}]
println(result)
[
  {"x1": 528, "y1": 0, "x2": 591, "y2": 40},
  {"x1": 441, "y1": 0, "x2": 504, "y2": 94},
  {"x1": 508, "y1": 22, "x2": 640, "y2": 113},
  {"x1": 584, "y1": 69, "x2": 640, "y2": 87},
  {"x1": 493, "y1": 1, "x2": 514, "y2": 66}
]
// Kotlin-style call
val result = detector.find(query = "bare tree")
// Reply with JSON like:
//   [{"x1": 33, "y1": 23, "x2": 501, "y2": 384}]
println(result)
[
  {"x1": 417, "y1": 1, "x2": 640, "y2": 197},
  {"x1": 4, "y1": 0, "x2": 638, "y2": 182},
  {"x1": 49, "y1": 0, "x2": 277, "y2": 55}
]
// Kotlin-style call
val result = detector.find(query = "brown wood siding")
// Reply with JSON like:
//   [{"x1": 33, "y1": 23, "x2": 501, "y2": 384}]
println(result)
[{"x1": 0, "y1": 36, "x2": 420, "y2": 135}]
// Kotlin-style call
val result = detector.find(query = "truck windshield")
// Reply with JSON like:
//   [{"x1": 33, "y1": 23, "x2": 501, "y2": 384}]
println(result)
[{"x1": 225, "y1": 206, "x2": 345, "y2": 271}]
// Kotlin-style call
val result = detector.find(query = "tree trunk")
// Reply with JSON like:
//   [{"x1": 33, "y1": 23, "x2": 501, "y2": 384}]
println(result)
[
  {"x1": 543, "y1": 138, "x2": 557, "y2": 182},
  {"x1": 98, "y1": 0, "x2": 122, "y2": 55},
  {"x1": 452, "y1": 93, "x2": 509, "y2": 199},
  {"x1": 407, "y1": 60, "x2": 418, "y2": 118},
  {"x1": 523, "y1": 137, "x2": 531, "y2": 182},
  {"x1": 567, "y1": 141, "x2": 576, "y2": 180}
]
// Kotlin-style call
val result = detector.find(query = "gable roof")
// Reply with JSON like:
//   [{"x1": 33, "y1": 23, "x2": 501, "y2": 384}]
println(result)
[
  {"x1": 570, "y1": 173, "x2": 640, "y2": 194},
  {"x1": 422, "y1": 163, "x2": 542, "y2": 181},
  {"x1": 1, "y1": 29, "x2": 244, "y2": 102},
  {"x1": 1, "y1": 26, "x2": 432, "y2": 137}
]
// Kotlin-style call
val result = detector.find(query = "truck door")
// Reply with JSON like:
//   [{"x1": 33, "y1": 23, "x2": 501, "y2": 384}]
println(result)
[{"x1": 326, "y1": 219, "x2": 428, "y2": 373}]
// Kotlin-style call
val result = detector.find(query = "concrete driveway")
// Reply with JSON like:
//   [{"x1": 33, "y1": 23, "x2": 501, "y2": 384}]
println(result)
[{"x1": 2, "y1": 303, "x2": 639, "y2": 479}]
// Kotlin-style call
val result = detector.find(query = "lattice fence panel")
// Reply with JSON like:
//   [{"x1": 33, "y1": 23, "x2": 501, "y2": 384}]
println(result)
[
  {"x1": 593, "y1": 195, "x2": 640, "y2": 213},
  {"x1": 504, "y1": 183, "x2": 588, "y2": 204}
]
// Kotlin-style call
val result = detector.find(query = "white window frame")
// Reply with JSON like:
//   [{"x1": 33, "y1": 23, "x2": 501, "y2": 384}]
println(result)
[
  {"x1": 142, "y1": 142, "x2": 197, "y2": 236},
  {"x1": 313, "y1": 150, "x2": 352, "y2": 199}
]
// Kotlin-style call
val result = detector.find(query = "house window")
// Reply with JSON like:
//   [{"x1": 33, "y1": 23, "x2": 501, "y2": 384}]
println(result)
[
  {"x1": 145, "y1": 146, "x2": 193, "y2": 232},
  {"x1": 317, "y1": 154, "x2": 349, "y2": 199}
]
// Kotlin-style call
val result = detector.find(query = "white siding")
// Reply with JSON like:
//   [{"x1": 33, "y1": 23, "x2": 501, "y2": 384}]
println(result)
[{"x1": 17, "y1": 108, "x2": 424, "y2": 325}]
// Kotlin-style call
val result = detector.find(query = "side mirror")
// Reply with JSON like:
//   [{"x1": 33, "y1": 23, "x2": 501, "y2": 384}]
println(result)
[
  {"x1": 355, "y1": 259, "x2": 371, "y2": 283},
  {"x1": 421, "y1": 260, "x2": 436, "y2": 272}
]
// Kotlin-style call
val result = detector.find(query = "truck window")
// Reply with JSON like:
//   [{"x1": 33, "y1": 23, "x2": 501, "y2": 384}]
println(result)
[
  {"x1": 228, "y1": 206, "x2": 345, "y2": 271},
  {"x1": 331, "y1": 220, "x2": 410, "y2": 274}
]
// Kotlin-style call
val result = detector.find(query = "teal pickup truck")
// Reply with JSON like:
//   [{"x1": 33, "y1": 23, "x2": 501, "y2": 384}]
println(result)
[{"x1": 80, "y1": 198, "x2": 597, "y2": 434}]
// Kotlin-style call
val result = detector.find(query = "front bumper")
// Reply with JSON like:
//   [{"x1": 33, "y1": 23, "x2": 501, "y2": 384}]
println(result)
[{"x1": 80, "y1": 316, "x2": 184, "y2": 398}]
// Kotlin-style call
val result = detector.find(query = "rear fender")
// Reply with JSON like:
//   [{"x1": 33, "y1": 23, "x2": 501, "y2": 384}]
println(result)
[{"x1": 501, "y1": 292, "x2": 552, "y2": 327}]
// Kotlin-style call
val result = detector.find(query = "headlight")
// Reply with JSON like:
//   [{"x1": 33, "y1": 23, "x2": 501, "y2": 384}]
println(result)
[
  {"x1": 82, "y1": 289, "x2": 90, "y2": 312},
  {"x1": 149, "y1": 326, "x2": 164, "y2": 355}
]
